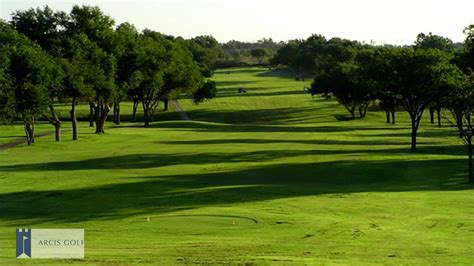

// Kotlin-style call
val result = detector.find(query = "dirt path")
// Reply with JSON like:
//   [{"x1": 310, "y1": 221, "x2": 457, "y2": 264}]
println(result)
[
  {"x1": 171, "y1": 100, "x2": 191, "y2": 120},
  {"x1": 0, "y1": 131, "x2": 54, "y2": 151}
]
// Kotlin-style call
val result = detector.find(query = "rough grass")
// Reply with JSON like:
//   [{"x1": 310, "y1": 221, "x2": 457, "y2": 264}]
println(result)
[{"x1": 0, "y1": 67, "x2": 473, "y2": 264}]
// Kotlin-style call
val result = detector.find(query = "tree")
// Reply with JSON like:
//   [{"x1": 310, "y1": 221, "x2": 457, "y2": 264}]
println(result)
[
  {"x1": 250, "y1": 48, "x2": 268, "y2": 65},
  {"x1": 387, "y1": 48, "x2": 455, "y2": 151},
  {"x1": 67, "y1": 5, "x2": 116, "y2": 130},
  {"x1": 464, "y1": 25, "x2": 474, "y2": 70},
  {"x1": 10, "y1": 6, "x2": 67, "y2": 141},
  {"x1": 0, "y1": 21, "x2": 16, "y2": 123},
  {"x1": 415, "y1": 33, "x2": 455, "y2": 126},
  {"x1": 6, "y1": 43, "x2": 56, "y2": 145},
  {"x1": 371, "y1": 48, "x2": 402, "y2": 124},
  {"x1": 187, "y1": 35, "x2": 220, "y2": 77},
  {"x1": 134, "y1": 35, "x2": 166, "y2": 127},
  {"x1": 445, "y1": 68, "x2": 473, "y2": 183},
  {"x1": 61, "y1": 34, "x2": 115, "y2": 135},
  {"x1": 193, "y1": 80, "x2": 217, "y2": 104},
  {"x1": 112, "y1": 22, "x2": 140, "y2": 124},
  {"x1": 415, "y1": 32, "x2": 454, "y2": 52},
  {"x1": 311, "y1": 61, "x2": 371, "y2": 118},
  {"x1": 132, "y1": 32, "x2": 204, "y2": 126},
  {"x1": 271, "y1": 40, "x2": 300, "y2": 67},
  {"x1": 311, "y1": 46, "x2": 373, "y2": 118},
  {"x1": 65, "y1": 6, "x2": 117, "y2": 134},
  {"x1": 41, "y1": 60, "x2": 64, "y2": 141},
  {"x1": 10, "y1": 6, "x2": 68, "y2": 53}
]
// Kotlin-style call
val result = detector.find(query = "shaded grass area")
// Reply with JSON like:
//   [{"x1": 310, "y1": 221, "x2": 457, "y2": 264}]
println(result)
[{"x1": 0, "y1": 67, "x2": 473, "y2": 264}]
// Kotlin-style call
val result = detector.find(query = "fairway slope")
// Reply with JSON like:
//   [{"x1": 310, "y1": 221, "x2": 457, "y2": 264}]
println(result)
[{"x1": 0, "y1": 67, "x2": 472, "y2": 264}]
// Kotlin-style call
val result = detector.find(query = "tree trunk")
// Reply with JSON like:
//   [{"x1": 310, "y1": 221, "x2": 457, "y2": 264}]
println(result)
[
  {"x1": 457, "y1": 114, "x2": 464, "y2": 138},
  {"x1": 468, "y1": 137, "x2": 473, "y2": 183},
  {"x1": 358, "y1": 103, "x2": 368, "y2": 118},
  {"x1": 385, "y1": 110, "x2": 390, "y2": 124},
  {"x1": 70, "y1": 97, "x2": 78, "y2": 141},
  {"x1": 23, "y1": 115, "x2": 34, "y2": 146},
  {"x1": 89, "y1": 103, "x2": 95, "y2": 127},
  {"x1": 54, "y1": 123, "x2": 61, "y2": 142},
  {"x1": 31, "y1": 120, "x2": 35, "y2": 143},
  {"x1": 429, "y1": 108, "x2": 434, "y2": 124},
  {"x1": 411, "y1": 116, "x2": 418, "y2": 152},
  {"x1": 24, "y1": 124, "x2": 33, "y2": 145},
  {"x1": 94, "y1": 101, "x2": 110, "y2": 134},
  {"x1": 132, "y1": 100, "x2": 138, "y2": 123},
  {"x1": 143, "y1": 102, "x2": 151, "y2": 127},
  {"x1": 436, "y1": 107, "x2": 441, "y2": 127},
  {"x1": 46, "y1": 105, "x2": 61, "y2": 142},
  {"x1": 391, "y1": 109, "x2": 396, "y2": 124},
  {"x1": 163, "y1": 99, "x2": 169, "y2": 111},
  {"x1": 113, "y1": 101, "x2": 121, "y2": 125}
]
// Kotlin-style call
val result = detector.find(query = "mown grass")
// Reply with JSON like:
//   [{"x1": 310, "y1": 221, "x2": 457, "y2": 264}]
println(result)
[{"x1": 0, "y1": 67, "x2": 472, "y2": 264}]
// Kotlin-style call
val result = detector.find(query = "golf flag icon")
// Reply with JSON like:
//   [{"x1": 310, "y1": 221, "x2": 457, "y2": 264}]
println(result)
[{"x1": 16, "y1": 229, "x2": 31, "y2": 258}]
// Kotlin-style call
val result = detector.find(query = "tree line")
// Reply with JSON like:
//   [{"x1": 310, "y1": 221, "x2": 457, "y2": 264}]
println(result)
[
  {"x1": 0, "y1": 5, "x2": 219, "y2": 144},
  {"x1": 272, "y1": 31, "x2": 474, "y2": 183},
  {"x1": 218, "y1": 38, "x2": 281, "y2": 67}
]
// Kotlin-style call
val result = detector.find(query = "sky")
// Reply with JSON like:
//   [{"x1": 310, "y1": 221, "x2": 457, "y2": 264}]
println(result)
[{"x1": 1, "y1": 0, "x2": 473, "y2": 45}]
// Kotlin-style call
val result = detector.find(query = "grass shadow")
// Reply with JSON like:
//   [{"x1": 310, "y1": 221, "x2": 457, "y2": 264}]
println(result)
[{"x1": 0, "y1": 158, "x2": 470, "y2": 224}]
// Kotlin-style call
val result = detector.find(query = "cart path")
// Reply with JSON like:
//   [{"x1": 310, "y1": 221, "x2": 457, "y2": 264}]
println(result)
[
  {"x1": 0, "y1": 131, "x2": 54, "y2": 151},
  {"x1": 171, "y1": 100, "x2": 191, "y2": 120}
]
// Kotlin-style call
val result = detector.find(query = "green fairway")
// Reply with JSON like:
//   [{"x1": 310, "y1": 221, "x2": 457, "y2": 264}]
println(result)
[{"x1": 0, "y1": 67, "x2": 473, "y2": 264}]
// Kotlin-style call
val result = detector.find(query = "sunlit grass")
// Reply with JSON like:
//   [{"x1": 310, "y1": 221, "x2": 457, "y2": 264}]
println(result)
[{"x1": 0, "y1": 67, "x2": 472, "y2": 264}]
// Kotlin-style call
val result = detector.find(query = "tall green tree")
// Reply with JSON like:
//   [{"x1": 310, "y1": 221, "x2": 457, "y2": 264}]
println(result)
[
  {"x1": 112, "y1": 22, "x2": 140, "y2": 124},
  {"x1": 387, "y1": 48, "x2": 456, "y2": 151},
  {"x1": 10, "y1": 6, "x2": 67, "y2": 53},
  {"x1": 5, "y1": 43, "x2": 57, "y2": 145},
  {"x1": 187, "y1": 35, "x2": 220, "y2": 77},
  {"x1": 310, "y1": 43, "x2": 371, "y2": 118},
  {"x1": 415, "y1": 33, "x2": 455, "y2": 126},
  {"x1": 134, "y1": 35, "x2": 166, "y2": 127},
  {"x1": 10, "y1": 6, "x2": 67, "y2": 141},
  {"x1": 444, "y1": 67, "x2": 473, "y2": 183}
]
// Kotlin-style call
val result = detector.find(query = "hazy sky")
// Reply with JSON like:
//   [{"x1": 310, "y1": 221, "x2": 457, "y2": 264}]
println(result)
[{"x1": 1, "y1": 0, "x2": 473, "y2": 45}]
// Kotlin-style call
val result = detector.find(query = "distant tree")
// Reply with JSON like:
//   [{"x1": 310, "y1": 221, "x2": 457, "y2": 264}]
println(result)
[
  {"x1": 187, "y1": 35, "x2": 220, "y2": 77},
  {"x1": 372, "y1": 48, "x2": 402, "y2": 124},
  {"x1": 162, "y1": 40, "x2": 204, "y2": 111},
  {"x1": 415, "y1": 32, "x2": 454, "y2": 52},
  {"x1": 193, "y1": 80, "x2": 217, "y2": 103},
  {"x1": 311, "y1": 43, "x2": 372, "y2": 118},
  {"x1": 271, "y1": 40, "x2": 301, "y2": 72},
  {"x1": 250, "y1": 48, "x2": 268, "y2": 65},
  {"x1": 297, "y1": 34, "x2": 327, "y2": 81},
  {"x1": 311, "y1": 61, "x2": 371, "y2": 118}
]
